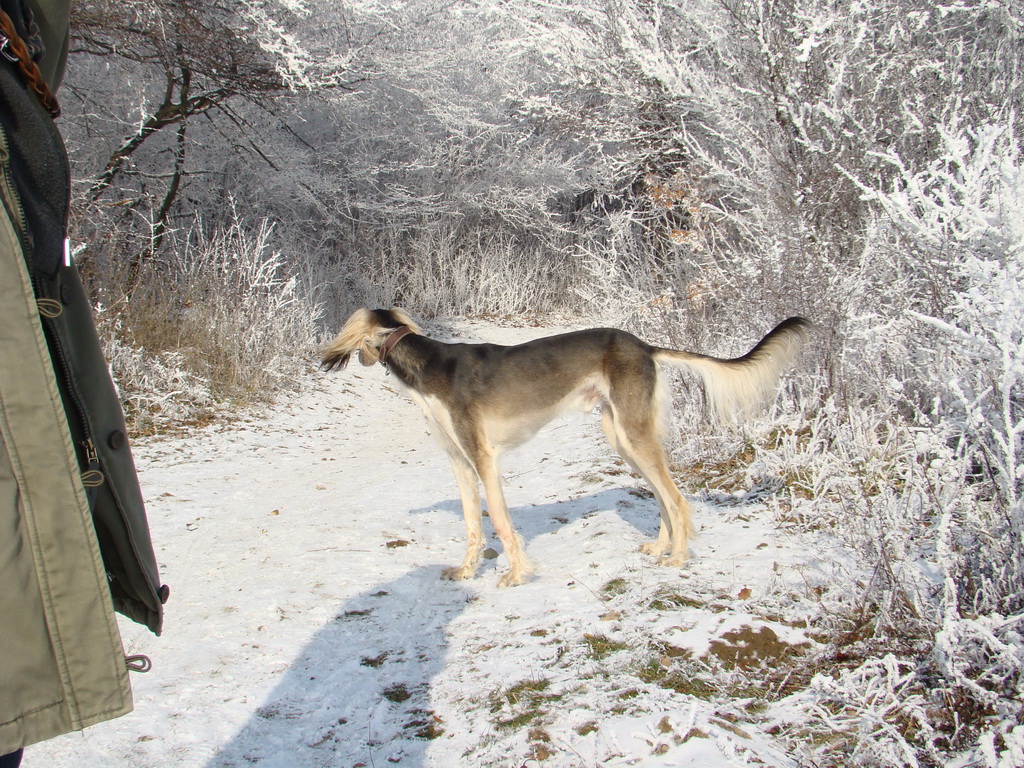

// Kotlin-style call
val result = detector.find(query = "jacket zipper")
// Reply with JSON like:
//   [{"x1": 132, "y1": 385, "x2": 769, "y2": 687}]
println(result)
[
  {"x1": 40, "y1": 312, "x2": 100, "y2": 481},
  {"x1": 0, "y1": 126, "x2": 29, "y2": 252}
]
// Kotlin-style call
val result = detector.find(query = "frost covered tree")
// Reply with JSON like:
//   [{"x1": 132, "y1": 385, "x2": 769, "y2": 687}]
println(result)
[
  {"x1": 64, "y1": 0, "x2": 371, "y2": 284},
  {"x1": 474, "y1": 0, "x2": 1022, "y2": 359},
  {"x1": 62, "y1": 0, "x2": 379, "y2": 411}
]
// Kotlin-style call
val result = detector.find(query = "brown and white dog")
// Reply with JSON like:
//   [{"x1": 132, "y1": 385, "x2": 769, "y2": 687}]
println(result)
[{"x1": 321, "y1": 308, "x2": 810, "y2": 586}]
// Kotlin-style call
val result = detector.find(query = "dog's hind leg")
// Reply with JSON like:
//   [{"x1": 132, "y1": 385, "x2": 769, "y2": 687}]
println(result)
[
  {"x1": 441, "y1": 454, "x2": 486, "y2": 581},
  {"x1": 601, "y1": 405, "x2": 695, "y2": 566}
]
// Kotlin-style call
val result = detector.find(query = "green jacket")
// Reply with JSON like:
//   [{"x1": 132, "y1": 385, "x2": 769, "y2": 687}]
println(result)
[{"x1": 0, "y1": 0, "x2": 166, "y2": 753}]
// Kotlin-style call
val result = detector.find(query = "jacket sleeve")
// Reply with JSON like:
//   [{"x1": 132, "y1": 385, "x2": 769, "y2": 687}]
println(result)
[
  {"x1": 0, "y1": 0, "x2": 167, "y2": 634},
  {"x1": 0, "y1": 169, "x2": 135, "y2": 753}
]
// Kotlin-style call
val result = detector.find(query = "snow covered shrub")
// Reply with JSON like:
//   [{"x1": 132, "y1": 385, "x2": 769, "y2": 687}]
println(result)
[
  {"x1": 753, "y1": 118, "x2": 1024, "y2": 766},
  {"x1": 862, "y1": 119, "x2": 1024, "y2": 557},
  {"x1": 98, "y1": 316, "x2": 215, "y2": 434},
  {"x1": 394, "y1": 229, "x2": 574, "y2": 318},
  {"x1": 774, "y1": 654, "x2": 942, "y2": 767},
  {"x1": 94, "y1": 215, "x2": 321, "y2": 430},
  {"x1": 335, "y1": 213, "x2": 584, "y2": 320},
  {"x1": 172, "y1": 216, "x2": 322, "y2": 395},
  {"x1": 693, "y1": 111, "x2": 1024, "y2": 757},
  {"x1": 872, "y1": 122, "x2": 1024, "y2": 763}
]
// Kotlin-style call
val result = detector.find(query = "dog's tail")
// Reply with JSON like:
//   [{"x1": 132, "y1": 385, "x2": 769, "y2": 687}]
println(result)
[{"x1": 654, "y1": 317, "x2": 812, "y2": 422}]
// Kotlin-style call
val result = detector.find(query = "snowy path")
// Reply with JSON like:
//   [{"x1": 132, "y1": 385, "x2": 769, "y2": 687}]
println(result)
[{"x1": 29, "y1": 321, "x2": 831, "y2": 768}]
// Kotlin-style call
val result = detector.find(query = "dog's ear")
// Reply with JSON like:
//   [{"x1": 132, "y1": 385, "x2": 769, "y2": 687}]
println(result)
[
  {"x1": 389, "y1": 307, "x2": 422, "y2": 334},
  {"x1": 359, "y1": 307, "x2": 422, "y2": 365},
  {"x1": 321, "y1": 309, "x2": 384, "y2": 371}
]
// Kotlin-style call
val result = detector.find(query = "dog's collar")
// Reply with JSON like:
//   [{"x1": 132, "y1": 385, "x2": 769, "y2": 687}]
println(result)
[{"x1": 379, "y1": 325, "x2": 414, "y2": 368}]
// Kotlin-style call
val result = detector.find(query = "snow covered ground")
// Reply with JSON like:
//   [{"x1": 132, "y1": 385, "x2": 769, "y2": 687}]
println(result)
[{"x1": 29, "y1": 319, "x2": 840, "y2": 768}]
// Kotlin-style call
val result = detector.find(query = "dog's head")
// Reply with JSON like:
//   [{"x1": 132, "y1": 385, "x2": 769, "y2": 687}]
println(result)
[{"x1": 320, "y1": 308, "x2": 422, "y2": 371}]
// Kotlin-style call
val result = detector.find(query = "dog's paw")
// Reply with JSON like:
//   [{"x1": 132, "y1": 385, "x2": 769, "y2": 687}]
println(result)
[
  {"x1": 640, "y1": 539, "x2": 670, "y2": 558},
  {"x1": 497, "y1": 570, "x2": 526, "y2": 588},
  {"x1": 658, "y1": 552, "x2": 689, "y2": 567},
  {"x1": 441, "y1": 564, "x2": 475, "y2": 581}
]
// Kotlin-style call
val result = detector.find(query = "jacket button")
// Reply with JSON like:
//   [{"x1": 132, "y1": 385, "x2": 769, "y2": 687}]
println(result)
[
  {"x1": 108, "y1": 429, "x2": 126, "y2": 449},
  {"x1": 60, "y1": 283, "x2": 72, "y2": 304},
  {"x1": 159, "y1": 585, "x2": 171, "y2": 604}
]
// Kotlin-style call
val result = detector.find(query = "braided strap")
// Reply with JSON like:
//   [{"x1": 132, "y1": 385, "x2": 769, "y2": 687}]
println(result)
[{"x1": 0, "y1": 9, "x2": 60, "y2": 118}]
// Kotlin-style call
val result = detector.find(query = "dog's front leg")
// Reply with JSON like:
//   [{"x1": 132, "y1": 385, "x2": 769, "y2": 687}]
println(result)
[
  {"x1": 441, "y1": 454, "x2": 486, "y2": 581},
  {"x1": 476, "y1": 452, "x2": 533, "y2": 587}
]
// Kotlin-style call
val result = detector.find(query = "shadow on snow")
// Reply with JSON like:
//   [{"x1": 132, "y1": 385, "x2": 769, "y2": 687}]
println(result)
[
  {"x1": 206, "y1": 567, "x2": 472, "y2": 768},
  {"x1": 205, "y1": 488, "x2": 660, "y2": 767}
]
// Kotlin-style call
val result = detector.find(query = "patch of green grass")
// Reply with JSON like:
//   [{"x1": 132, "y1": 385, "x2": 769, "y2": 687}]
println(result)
[
  {"x1": 497, "y1": 709, "x2": 544, "y2": 730},
  {"x1": 637, "y1": 657, "x2": 717, "y2": 698},
  {"x1": 601, "y1": 577, "x2": 630, "y2": 598},
  {"x1": 489, "y1": 677, "x2": 563, "y2": 731},
  {"x1": 648, "y1": 590, "x2": 705, "y2": 611},
  {"x1": 635, "y1": 649, "x2": 777, "y2": 704},
  {"x1": 583, "y1": 633, "x2": 629, "y2": 659},
  {"x1": 490, "y1": 678, "x2": 549, "y2": 710}
]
